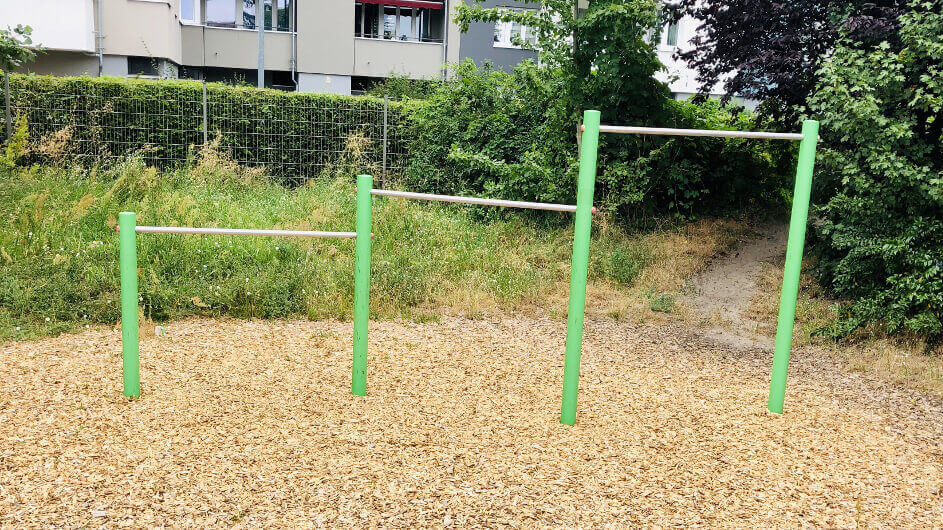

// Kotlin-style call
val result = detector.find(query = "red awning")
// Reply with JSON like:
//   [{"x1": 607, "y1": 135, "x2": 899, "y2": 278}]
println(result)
[{"x1": 358, "y1": 0, "x2": 444, "y2": 9}]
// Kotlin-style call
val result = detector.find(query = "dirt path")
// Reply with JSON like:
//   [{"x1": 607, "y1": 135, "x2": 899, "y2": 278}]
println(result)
[
  {"x1": 2, "y1": 315, "x2": 942, "y2": 526},
  {"x1": 682, "y1": 222, "x2": 788, "y2": 349}
]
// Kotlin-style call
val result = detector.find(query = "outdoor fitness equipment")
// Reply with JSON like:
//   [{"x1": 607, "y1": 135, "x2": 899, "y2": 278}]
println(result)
[
  {"x1": 350, "y1": 110, "x2": 816, "y2": 426},
  {"x1": 349, "y1": 177, "x2": 599, "y2": 404},
  {"x1": 586, "y1": 111, "x2": 820, "y2": 419},
  {"x1": 118, "y1": 109, "x2": 816, "y2": 425},
  {"x1": 116, "y1": 214, "x2": 358, "y2": 397}
]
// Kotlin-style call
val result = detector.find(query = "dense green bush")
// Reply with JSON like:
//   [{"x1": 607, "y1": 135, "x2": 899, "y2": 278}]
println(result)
[
  {"x1": 808, "y1": 1, "x2": 943, "y2": 339},
  {"x1": 364, "y1": 74, "x2": 442, "y2": 101},
  {"x1": 7, "y1": 74, "x2": 411, "y2": 182},
  {"x1": 402, "y1": 60, "x2": 794, "y2": 220}
]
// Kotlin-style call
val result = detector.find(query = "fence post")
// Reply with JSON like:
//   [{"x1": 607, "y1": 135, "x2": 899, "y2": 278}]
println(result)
[
  {"x1": 3, "y1": 71, "x2": 11, "y2": 141},
  {"x1": 352, "y1": 174, "x2": 373, "y2": 396},
  {"x1": 119, "y1": 212, "x2": 140, "y2": 398},
  {"x1": 202, "y1": 79, "x2": 208, "y2": 145},
  {"x1": 382, "y1": 96, "x2": 388, "y2": 183},
  {"x1": 560, "y1": 110, "x2": 600, "y2": 426},
  {"x1": 768, "y1": 119, "x2": 819, "y2": 414}
]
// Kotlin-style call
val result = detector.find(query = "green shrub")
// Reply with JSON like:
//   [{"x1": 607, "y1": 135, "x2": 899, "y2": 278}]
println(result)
[
  {"x1": 7, "y1": 74, "x2": 410, "y2": 182},
  {"x1": 807, "y1": 2, "x2": 943, "y2": 339},
  {"x1": 364, "y1": 73, "x2": 442, "y2": 101},
  {"x1": 403, "y1": 60, "x2": 794, "y2": 220},
  {"x1": 647, "y1": 291, "x2": 675, "y2": 313}
]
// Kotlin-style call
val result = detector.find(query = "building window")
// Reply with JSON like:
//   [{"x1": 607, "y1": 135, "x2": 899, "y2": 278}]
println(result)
[
  {"x1": 184, "y1": 0, "x2": 295, "y2": 32},
  {"x1": 492, "y1": 12, "x2": 537, "y2": 49},
  {"x1": 205, "y1": 0, "x2": 236, "y2": 27},
  {"x1": 660, "y1": 3, "x2": 680, "y2": 48},
  {"x1": 663, "y1": 20, "x2": 679, "y2": 47},
  {"x1": 181, "y1": 0, "x2": 201, "y2": 23},
  {"x1": 128, "y1": 57, "x2": 159, "y2": 78},
  {"x1": 354, "y1": 2, "x2": 444, "y2": 43}
]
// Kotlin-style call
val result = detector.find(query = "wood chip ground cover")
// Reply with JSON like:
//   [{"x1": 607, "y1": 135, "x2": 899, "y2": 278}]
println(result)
[{"x1": 2, "y1": 316, "x2": 942, "y2": 526}]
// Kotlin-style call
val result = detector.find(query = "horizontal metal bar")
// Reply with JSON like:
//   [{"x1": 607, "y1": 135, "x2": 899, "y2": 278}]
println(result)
[
  {"x1": 597, "y1": 125, "x2": 804, "y2": 141},
  {"x1": 370, "y1": 189, "x2": 590, "y2": 213},
  {"x1": 132, "y1": 226, "x2": 357, "y2": 238}
]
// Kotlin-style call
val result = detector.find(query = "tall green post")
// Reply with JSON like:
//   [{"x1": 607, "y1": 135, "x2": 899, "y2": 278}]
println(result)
[
  {"x1": 119, "y1": 212, "x2": 140, "y2": 397},
  {"x1": 352, "y1": 174, "x2": 373, "y2": 396},
  {"x1": 768, "y1": 120, "x2": 819, "y2": 414},
  {"x1": 560, "y1": 110, "x2": 600, "y2": 425}
]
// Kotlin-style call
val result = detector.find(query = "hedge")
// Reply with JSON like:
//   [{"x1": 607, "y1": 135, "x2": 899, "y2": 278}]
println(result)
[{"x1": 6, "y1": 74, "x2": 411, "y2": 183}]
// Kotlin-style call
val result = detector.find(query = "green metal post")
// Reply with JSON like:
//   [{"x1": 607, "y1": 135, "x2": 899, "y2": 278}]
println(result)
[
  {"x1": 352, "y1": 174, "x2": 373, "y2": 396},
  {"x1": 119, "y1": 212, "x2": 140, "y2": 397},
  {"x1": 560, "y1": 110, "x2": 600, "y2": 425},
  {"x1": 768, "y1": 120, "x2": 819, "y2": 414}
]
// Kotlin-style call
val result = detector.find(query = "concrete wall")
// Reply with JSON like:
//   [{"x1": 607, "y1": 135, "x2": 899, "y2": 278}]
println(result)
[
  {"x1": 100, "y1": 0, "x2": 182, "y2": 64},
  {"x1": 445, "y1": 1, "x2": 461, "y2": 67},
  {"x1": 458, "y1": 0, "x2": 536, "y2": 71},
  {"x1": 15, "y1": 51, "x2": 100, "y2": 77},
  {"x1": 297, "y1": 73, "x2": 351, "y2": 94},
  {"x1": 354, "y1": 39, "x2": 444, "y2": 80},
  {"x1": 0, "y1": 0, "x2": 96, "y2": 53},
  {"x1": 297, "y1": 0, "x2": 353, "y2": 76},
  {"x1": 180, "y1": 25, "x2": 293, "y2": 70}
]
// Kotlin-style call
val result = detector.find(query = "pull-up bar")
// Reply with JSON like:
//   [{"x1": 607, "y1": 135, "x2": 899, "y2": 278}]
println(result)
[
  {"x1": 559, "y1": 110, "x2": 819, "y2": 425},
  {"x1": 121, "y1": 225, "x2": 357, "y2": 238},
  {"x1": 369, "y1": 188, "x2": 596, "y2": 213},
  {"x1": 116, "y1": 212, "x2": 360, "y2": 397},
  {"x1": 349, "y1": 179, "x2": 598, "y2": 399},
  {"x1": 596, "y1": 124, "x2": 805, "y2": 141}
]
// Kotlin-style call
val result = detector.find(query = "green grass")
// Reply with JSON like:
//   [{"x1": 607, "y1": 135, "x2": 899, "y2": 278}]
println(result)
[{"x1": 0, "y1": 150, "x2": 656, "y2": 341}]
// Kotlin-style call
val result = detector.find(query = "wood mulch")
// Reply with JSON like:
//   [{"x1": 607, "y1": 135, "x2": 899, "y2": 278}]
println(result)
[{"x1": 2, "y1": 316, "x2": 942, "y2": 527}]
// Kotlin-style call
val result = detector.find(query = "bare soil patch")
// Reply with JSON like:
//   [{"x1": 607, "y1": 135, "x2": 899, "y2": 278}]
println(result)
[
  {"x1": 2, "y1": 316, "x2": 942, "y2": 526},
  {"x1": 682, "y1": 222, "x2": 788, "y2": 349}
]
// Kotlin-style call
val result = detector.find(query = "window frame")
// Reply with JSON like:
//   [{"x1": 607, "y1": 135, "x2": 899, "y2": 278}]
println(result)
[
  {"x1": 180, "y1": 0, "x2": 202, "y2": 24},
  {"x1": 355, "y1": 2, "x2": 444, "y2": 43},
  {"x1": 662, "y1": 20, "x2": 679, "y2": 47},
  {"x1": 184, "y1": 0, "x2": 296, "y2": 32},
  {"x1": 492, "y1": 12, "x2": 537, "y2": 50}
]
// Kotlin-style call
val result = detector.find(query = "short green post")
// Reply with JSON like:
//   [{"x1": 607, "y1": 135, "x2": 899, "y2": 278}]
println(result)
[
  {"x1": 560, "y1": 110, "x2": 600, "y2": 425},
  {"x1": 119, "y1": 211, "x2": 140, "y2": 398},
  {"x1": 352, "y1": 174, "x2": 373, "y2": 396},
  {"x1": 768, "y1": 120, "x2": 819, "y2": 414}
]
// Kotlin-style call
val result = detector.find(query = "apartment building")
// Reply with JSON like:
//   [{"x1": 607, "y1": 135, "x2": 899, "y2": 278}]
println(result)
[
  {"x1": 3, "y1": 0, "x2": 521, "y2": 93},
  {"x1": 2, "y1": 0, "x2": 733, "y2": 101}
]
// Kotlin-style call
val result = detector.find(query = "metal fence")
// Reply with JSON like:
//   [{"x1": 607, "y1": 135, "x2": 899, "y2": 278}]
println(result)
[{"x1": 3, "y1": 74, "x2": 410, "y2": 186}]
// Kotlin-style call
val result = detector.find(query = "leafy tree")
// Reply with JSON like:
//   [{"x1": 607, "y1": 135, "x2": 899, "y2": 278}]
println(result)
[
  {"x1": 676, "y1": 0, "x2": 905, "y2": 123},
  {"x1": 808, "y1": 0, "x2": 943, "y2": 340},
  {"x1": 404, "y1": 59, "x2": 791, "y2": 219},
  {"x1": 0, "y1": 25, "x2": 38, "y2": 73},
  {"x1": 455, "y1": 0, "x2": 670, "y2": 125},
  {"x1": 413, "y1": 0, "x2": 794, "y2": 218}
]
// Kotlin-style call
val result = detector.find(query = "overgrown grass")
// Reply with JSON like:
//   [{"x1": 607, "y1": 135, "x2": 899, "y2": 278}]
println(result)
[
  {"x1": 747, "y1": 260, "x2": 943, "y2": 397},
  {"x1": 3, "y1": 145, "x2": 735, "y2": 341}
]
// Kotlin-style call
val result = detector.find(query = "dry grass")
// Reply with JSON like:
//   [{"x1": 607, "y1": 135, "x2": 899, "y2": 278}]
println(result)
[
  {"x1": 580, "y1": 217, "x2": 751, "y2": 325},
  {"x1": 634, "y1": 217, "x2": 747, "y2": 294},
  {"x1": 747, "y1": 260, "x2": 943, "y2": 399},
  {"x1": 409, "y1": 217, "x2": 751, "y2": 326},
  {"x1": 2, "y1": 316, "x2": 942, "y2": 526}
]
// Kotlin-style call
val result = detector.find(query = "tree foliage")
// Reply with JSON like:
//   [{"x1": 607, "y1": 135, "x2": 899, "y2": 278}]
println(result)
[
  {"x1": 456, "y1": 0, "x2": 670, "y2": 123},
  {"x1": 0, "y1": 25, "x2": 39, "y2": 72},
  {"x1": 426, "y1": 0, "x2": 795, "y2": 219},
  {"x1": 808, "y1": 0, "x2": 943, "y2": 339},
  {"x1": 677, "y1": 0, "x2": 905, "y2": 122},
  {"x1": 403, "y1": 60, "x2": 792, "y2": 219}
]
